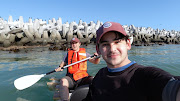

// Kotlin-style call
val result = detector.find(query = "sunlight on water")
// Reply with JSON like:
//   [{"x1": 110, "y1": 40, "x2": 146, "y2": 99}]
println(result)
[
  {"x1": 129, "y1": 45, "x2": 180, "y2": 75},
  {"x1": 0, "y1": 44, "x2": 180, "y2": 101}
]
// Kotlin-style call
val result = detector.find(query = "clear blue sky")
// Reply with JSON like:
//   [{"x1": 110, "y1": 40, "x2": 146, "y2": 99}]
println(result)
[{"x1": 0, "y1": 0, "x2": 180, "y2": 31}]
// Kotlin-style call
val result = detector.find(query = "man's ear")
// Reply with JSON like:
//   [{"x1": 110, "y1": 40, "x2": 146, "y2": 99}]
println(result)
[
  {"x1": 127, "y1": 39, "x2": 131, "y2": 50},
  {"x1": 98, "y1": 51, "x2": 101, "y2": 55},
  {"x1": 96, "y1": 45, "x2": 101, "y2": 55}
]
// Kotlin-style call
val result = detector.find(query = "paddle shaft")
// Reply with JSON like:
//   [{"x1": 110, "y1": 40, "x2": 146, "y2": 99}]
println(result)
[{"x1": 45, "y1": 55, "x2": 99, "y2": 75}]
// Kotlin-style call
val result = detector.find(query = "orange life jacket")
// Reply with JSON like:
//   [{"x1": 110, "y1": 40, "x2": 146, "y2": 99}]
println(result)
[{"x1": 68, "y1": 48, "x2": 88, "y2": 81}]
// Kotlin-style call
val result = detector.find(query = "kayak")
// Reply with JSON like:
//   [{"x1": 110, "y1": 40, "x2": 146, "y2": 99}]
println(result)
[
  {"x1": 47, "y1": 77, "x2": 89, "y2": 101},
  {"x1": 70, "y1": 84, "x2": 89, "y2": 101}
]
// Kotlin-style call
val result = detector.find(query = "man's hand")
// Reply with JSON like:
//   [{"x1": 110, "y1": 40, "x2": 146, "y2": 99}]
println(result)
[
  {"x1": 94, "y1": 52, "x2": 99, "y2": 57},
  {"x1": 55, "y1": 61, "x2": 66, "y2": 72},
  {"x1": 55, "y1": 66, "x2": 64, "y2": 72},
  {"x1": 89, "y1": 52, "x2": 100, "y2": 64},
  {"x1": 92, "y1": 52, "x2": 101, "y2": 59}
]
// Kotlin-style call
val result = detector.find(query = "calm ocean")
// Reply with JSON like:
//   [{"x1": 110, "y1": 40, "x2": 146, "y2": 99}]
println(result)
[{"x1": 0, "y1": 44, "x2": 180, "y2": 101}]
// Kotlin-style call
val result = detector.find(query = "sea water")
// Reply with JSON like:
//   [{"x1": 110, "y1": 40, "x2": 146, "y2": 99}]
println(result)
[{"x1": 0, "y1": 44, "x2": 180, "y2": 101}]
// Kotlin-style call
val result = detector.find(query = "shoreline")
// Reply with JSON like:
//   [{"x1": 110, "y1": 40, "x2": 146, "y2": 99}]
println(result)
[
  {"x1": 0, "y1": 42, "x2": 178, "y2": 53},
  {"x1": 0, "y1": 42, "x2": 94, "y2": 52}
]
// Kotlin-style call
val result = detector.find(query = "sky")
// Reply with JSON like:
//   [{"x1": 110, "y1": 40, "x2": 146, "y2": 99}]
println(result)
[{"x1": 0, "y1": 0, "x2": 180, "y2": 31}]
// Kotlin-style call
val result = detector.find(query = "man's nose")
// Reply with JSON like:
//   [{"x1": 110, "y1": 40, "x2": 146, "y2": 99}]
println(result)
[{"x1": 109, "y1": 43, "x2": 116, "y2": 52}]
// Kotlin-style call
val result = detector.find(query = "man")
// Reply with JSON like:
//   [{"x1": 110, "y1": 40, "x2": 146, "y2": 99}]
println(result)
[
  {"x1": 55, "y1": 37, "x2": 100, "y2": 101},
  {"x1": 84, "y1": 22, "x2": 180, "y2": 101}
]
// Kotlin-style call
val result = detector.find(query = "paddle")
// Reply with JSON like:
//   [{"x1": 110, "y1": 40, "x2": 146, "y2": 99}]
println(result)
[{"x1": 14, "y1": 55, "x2": 99, "y2": 90}]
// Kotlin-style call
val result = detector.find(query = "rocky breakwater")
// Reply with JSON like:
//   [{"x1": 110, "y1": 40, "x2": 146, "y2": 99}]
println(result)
[
  {"x1": 0, "y1": 16, "x2": 180, "y2": 49},
  {"x1": 124, "y1": 25, "x2": 180, "y2": 46},
  {"x1": 0, "y1": 16, "x2": 102, "y2": 48}
]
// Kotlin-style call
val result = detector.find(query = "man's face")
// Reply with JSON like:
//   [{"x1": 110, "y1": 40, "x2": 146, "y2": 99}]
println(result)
[
  {"x1": 98, "y1": 32, "x2": 131, "y2": 68},
  {"x1": 71, "y1": 42, "x2": 81, "y2": 52}
]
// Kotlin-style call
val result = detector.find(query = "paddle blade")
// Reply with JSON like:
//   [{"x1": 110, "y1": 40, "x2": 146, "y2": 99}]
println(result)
[{"x1": 14, "y1": 74, "x2": 45, "y2": 90}]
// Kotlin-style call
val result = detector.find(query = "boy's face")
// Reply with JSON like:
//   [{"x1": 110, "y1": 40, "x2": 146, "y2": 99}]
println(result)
[{"x1": 98, "y1": 32, "x2": 131, "y2": 68}]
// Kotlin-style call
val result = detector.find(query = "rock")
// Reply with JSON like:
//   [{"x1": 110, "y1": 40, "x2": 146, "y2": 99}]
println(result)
[
  {"x1": 0, "y1": 16, "x2": 180, "y2": 47},
  {"x1": 3, "y1": 40, "x2": 11, "y2": 47}
]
